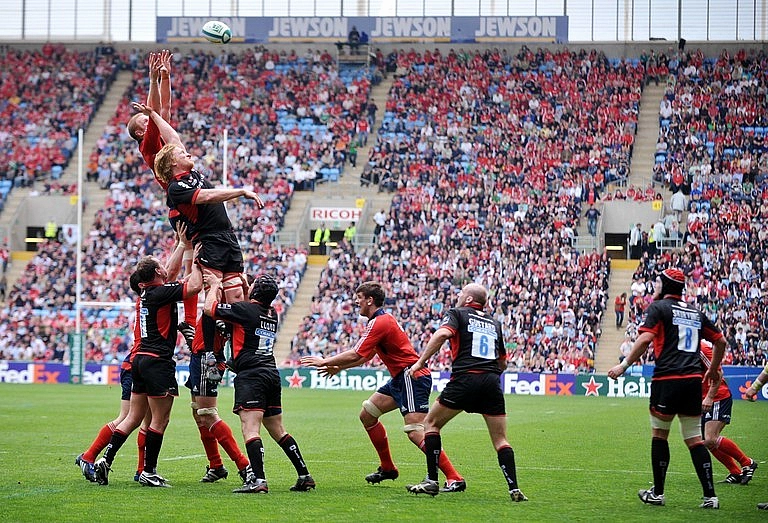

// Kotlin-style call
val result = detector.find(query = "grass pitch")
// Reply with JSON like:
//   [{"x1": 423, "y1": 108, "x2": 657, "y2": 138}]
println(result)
[{"x1": 0, "y1": 383, "x2": 766, "y2": 522}]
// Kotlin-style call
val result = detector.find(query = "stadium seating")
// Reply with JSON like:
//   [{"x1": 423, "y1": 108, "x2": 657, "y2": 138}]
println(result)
[{"x1": 2, "y1": 48, "x2": 373, "y2": 363}]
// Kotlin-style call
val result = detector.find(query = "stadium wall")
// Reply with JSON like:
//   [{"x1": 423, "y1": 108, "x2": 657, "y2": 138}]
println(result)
[
  {"x1": 3, "y1": 40, "x2": 766, "y2": 59},
  {"x1": 2, "y1": 361, "x2": 763, "y2": 401}
]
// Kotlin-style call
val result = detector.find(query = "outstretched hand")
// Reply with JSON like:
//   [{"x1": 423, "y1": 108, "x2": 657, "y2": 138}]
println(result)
[{"x1": 243, "y1": 190, "x2": 264, "y2": 209}]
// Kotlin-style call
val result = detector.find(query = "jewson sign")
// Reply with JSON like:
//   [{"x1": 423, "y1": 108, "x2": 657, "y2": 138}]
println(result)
[{"x1": 157, "y1": 16, "x2": 568, "y2": 44}]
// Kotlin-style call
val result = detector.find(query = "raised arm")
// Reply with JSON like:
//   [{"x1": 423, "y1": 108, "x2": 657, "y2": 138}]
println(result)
[
  {"x1": 408, "y1": 326, "x2": 452, "y2": 377},
  {"x1": 146, "y1": 52, "x2": 162, "y2": 112},
  {"x1": 131, "y1": 102, "x2": 183, "y2": 148},
  {"x1": 158, "y1": 49, "x2": 173, "y2": 121}
]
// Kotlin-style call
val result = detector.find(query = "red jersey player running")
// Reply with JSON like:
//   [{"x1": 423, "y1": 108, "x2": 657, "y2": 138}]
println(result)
[
  {"x1": 700, "y1": 340, "x2": 758, "y2": 485},
  {"x1": 301, "y1": 281, "x2": 464, "y2": 491}
]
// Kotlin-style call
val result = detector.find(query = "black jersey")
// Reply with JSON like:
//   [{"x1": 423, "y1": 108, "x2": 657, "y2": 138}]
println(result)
[
  {"x1": 137, "y1": 282, "x2": 184, "y2": 359},
  {"x1": 440, "y1": 303, "x2": 505, "y2": 375},
  {"x1": 166, "y1": 170, "x2": 234, "y2": 241},
  {"x1": 639, "y1": 297, "x2": 724, "y2": 380},
  {"x1": 212, "y1": 299, "x2": 278, "y2": 372}
]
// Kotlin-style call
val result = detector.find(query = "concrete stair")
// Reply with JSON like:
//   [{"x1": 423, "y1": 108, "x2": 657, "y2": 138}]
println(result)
[
  {"x1": 628, "y1": 83, "x2": 665, "y2": 188},
  {"x1": 595, "y1": 260, "x2": 638, "y2": 373},
  {"x1": 272, "y1": 75, "x2": 397, "y2": 366},
  {"x1": 274, "y1": 261, "x2": 324, "y2": 366}
]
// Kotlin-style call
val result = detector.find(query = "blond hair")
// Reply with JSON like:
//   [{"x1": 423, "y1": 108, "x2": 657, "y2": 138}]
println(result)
[{"x1": 154, "y1": 143, "x2": 180, "y2": 183}]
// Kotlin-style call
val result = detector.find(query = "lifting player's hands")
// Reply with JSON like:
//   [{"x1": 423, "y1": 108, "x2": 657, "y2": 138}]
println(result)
[{"x1": 176, "y1": 222, "x2": 192, "y2": 249}]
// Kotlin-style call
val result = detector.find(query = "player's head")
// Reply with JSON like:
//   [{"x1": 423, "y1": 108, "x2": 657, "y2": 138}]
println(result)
[
  {"x1": 127, "y1": 112, "x2": 149, "y2": 142},
  {"x1": 656, "y1": 267, "x2": 685, "y2": 299},
  {"x1": 154, "y1": 144, "x2": 192, "y2": 183},
  {"x1": 355, "y1": 281, "x2": 385, "y2": 307},
  {"x1": 129, "y1": 271, "x2": 141, "y2": 294},
  {"x1": 135, "y1": 256, "x2": 165, "y2": 285},
  {"x1": 355, "y1": 281, "x2": 385, "y2": 319},
  {"x1": 459, "y1": 283, "x2": 488, "y2": 307},
  {"x1": 249, "y1": 274, "x2": 279, "y2": 304}
]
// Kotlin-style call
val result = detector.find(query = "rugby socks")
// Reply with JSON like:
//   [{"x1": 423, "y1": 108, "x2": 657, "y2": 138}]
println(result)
[
  {"x1": 245, "y1": 437, "x2": 266, "y2": 479},
  {"x1": 717, "y1": 436, "x2": 751, "y2": 467},
  {"x1": 651, "y1": 437, "x2": 669, "y2": 495},
  {"x1": 83, "y1": 422, "x2": 116, "y2": 462},
  {"x1": 143, "y1": 428, "x2": 164, "y2": 474},
  {"x1": 365, "y1": 421, "x2": 396, "y2": 471},
  {"x1": 710, "y1": 446, "x2": 741, "y2": 475},
  {"x1": 423, "y1": 432, "x2": 441, "y2": 482},
  {"x1": 278, "y1": 434, "x2": 309, "y2": 476},
  {"x1": 137, "y1": 428, "x2": 147, "y2": 474},
  {"x1": 103, "y1": 429, "x2": 129, "y2": 465},
  {"x1": 201, "y1": 314, "x2": 216, "y2": 351},
  {"x1": 690, "y1": 442, "x2": 716, "y2": 497},
  {"x1": 198, "y1": 424, "x2": 224, "y2": 469},
  {"x1": 210, "y1": 419, "x2": 250, "y2": 471},
  {"x1": 183, "y1": 294, "x2": 198, "y2": 326},
  {"x1": 497, "y1": 446, "x2": 519, "y2": 490},
  {"x1": 418, "y1": 440, "x2": 462, "y2": 482}
]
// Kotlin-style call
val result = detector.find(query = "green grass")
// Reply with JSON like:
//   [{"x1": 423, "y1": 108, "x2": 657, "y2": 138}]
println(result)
[{"x1": 0, "y1": 384, "x2": 766, "y2": 522}]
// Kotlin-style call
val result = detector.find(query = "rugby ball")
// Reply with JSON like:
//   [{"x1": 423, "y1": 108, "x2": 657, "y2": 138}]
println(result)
[{"x1": 201, "y1": 21, "x2": 232, "y2": 44}]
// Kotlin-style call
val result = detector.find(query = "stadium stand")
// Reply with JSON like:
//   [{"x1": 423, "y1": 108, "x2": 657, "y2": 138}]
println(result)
[
  {"x1": 624, "y1": 48, "x2": 768, "y2": 367},
  {"x1": 1, "y1": 47, "x2": 375, "y2": 363},
  {"x1": 288, "y1": 47, "x2": 652, "y2": 372},
  {"x1": 0, "y1": 46, "x2": 120, "y2": 201}
]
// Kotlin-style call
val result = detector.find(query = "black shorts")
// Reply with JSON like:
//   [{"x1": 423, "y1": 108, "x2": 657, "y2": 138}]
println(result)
[
  {"x1": 378, "y1": 370, "x2": 431, "y2": 415},
  {"x1": 120, "y1": 367, "x2": 132, "y2": 401},
  {"x1": 184, "y1": 352, "x2": 219, "y2": 397},
  {"x1": 196, "y1": 230, "x2": 243, "y2": 274},
  {"x1": 649, "y1": 377, "x2": 701, "y2": 417},
  {"x1": 702, "y1": 395, "x2": 733, "y2": 426},
  {"x1": 132, "y1": 354, "x2": 179, "y2": 398},
  {"x1": 438, "y1": 372, "x2": 506, "y2": 416},
  {"x1": 232, "y1": 367, "x2": 282, "y2": 417}
]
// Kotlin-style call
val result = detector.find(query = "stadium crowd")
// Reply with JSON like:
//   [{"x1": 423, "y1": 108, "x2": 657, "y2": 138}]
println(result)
[
  {"x1": 0, "y1": 46, "x2": 120, "y2": 199},
  {"x1": 624, "y1": 48, "x2": 768, "y2": 367},
  {"x1": 1, "y1": 45, "x2": 766, "y2": 376},
  {"x1": 288, "y1": 46, "x2": 646, "y2": 372},
  {"x1": 1, "y1": 46, "x2": 378, "y2": 363}
]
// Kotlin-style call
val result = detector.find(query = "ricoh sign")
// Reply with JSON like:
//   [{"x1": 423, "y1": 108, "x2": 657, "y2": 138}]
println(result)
[{"x1": 310, "y1": 207, "x2": 361, "y2": 223}]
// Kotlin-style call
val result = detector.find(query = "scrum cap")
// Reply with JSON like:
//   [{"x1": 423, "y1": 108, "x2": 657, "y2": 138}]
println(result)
[
  {"x1": 660, "y1": 268, "x2": 685, "y2": 296},
  {"x1": 249, "y1": 274, "x2": 279, "y2": 304}
]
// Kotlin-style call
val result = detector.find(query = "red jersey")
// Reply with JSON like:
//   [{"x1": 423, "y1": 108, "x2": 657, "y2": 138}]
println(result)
[
  {"x1": 700, "y1": 340, "x2": 730, "y2": 401},
  {"x1": 139, "y1": 117, "x2": 168, "y2": 189},
  {"x1": 353, "y1": 309, "x2": 429, "y2": 378}
]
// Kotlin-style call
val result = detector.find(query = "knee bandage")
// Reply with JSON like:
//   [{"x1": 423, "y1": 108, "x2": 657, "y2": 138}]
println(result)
[
  {"x1": 403, "y1": 423, "x2": 424, "y2": 434},
  {"x1": 650, "y1": 414, "x2": 672, "y2": 431},
  {"x1": 190, "y1": 401, "x2": 200, "y2": 409},
  {"x1": 679, "y1": 416, "x2": 702, "y2": 440},
  {"x1": 196, "y1": 407, "x2": 219, "y2": 417},
  {"x1": 362, "y1": 399, "x2": 383, "y2": 418}
]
